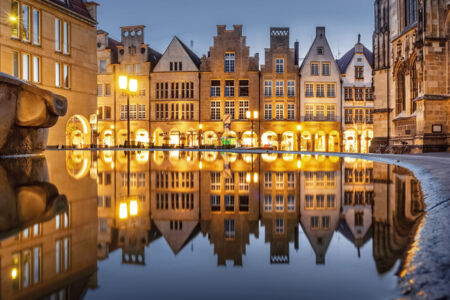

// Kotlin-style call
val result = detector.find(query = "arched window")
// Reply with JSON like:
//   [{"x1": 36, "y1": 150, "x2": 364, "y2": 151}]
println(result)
[
  {"x1": 396, "y1": 65, "x2": 406, "y2": 114},
  {"x1": 410, "y1": 61, "x2": 418, "y2": 113}
]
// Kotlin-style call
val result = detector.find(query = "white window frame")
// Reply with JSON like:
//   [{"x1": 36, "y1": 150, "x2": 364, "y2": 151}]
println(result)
[{"x1": 264, "y1": 81, "x2": 272, "y2": 97}]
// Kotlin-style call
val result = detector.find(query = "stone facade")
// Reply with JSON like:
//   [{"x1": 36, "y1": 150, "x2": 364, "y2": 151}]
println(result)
[
  {"x1": 371, "y1": 0, "x2": 449, "y2": 153},
  {"x1": 0, "y1": 0, "x2": 98, "y2": 147}
]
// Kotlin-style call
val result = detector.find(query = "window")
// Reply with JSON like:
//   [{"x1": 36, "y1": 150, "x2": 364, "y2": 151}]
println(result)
[
  {"x1": 22, "y1": 4, "x2": 30, "y2": 41},
  {"x1": 63, "y1": 21, "x2": 69, "y2": 54},
  {"x1": 327, "y1": 84, "x2": 335, "y2": 97},
  {"x1": 405, "y1": 0, "x2": 418, "y2": 27},
  {"x1": 396, "y1": 66, "x2": 406, "y2": 114},
  {"x1": 13, "y1": 51, "x2": 19, "y2": 78},
  {"x1": 55, "y1": 18, "x2": 61, "y2": 51},
  {"x1": 344, "y1": 192, "x2": 353, "y2": 205},
  {"x1": 322, "y1": 216, "x2": 330, "y2": 229},
  {"x1": 275, "y1": 172, "x2": 284, "y2": 189},
  {"x1": 56, "y1": 238, "x2": 70, "y2": 273},
  {"x1": 224, "y1": 219, "x2": 235, "y2": 239},
  {"x1": 327, "y1": 194, "x2": 335, "y2": 208},
  {"x1": 264, "y1": 195, "x2": 273, "y2": 211},
  {"x1": 99, "y1": 60, "x2": 106, "y2": 73},
  {"x1": 316, "y1": 105, "x2": 325, "y2": 120},
  {"x1": 224, "y1": 80, "x2": 235, "y2": 97},
  {"x1": 355, "y1": 66, "x2": 364, "y2": 79},
  {"x1": 32, "y1": 9, "x2": 40, "y2": 45},
  {"x1": 287, "y1": 104, "x2": 295, "y2": 120},
  {"x1": 264, "y1": 81, "x2": 272, "y2": 97},
  {"x1": 287, "y1": 195, "x2": 295, "y2": 211},
  {"x1": 138, "y1": 104, "x2": 146, "y2": 119},
  {"x1": 276, "y1": 218, "x2": 284, "y2": 233},
  {"x1": 11, "y1": 1, "x2": 19, "y2": 38},
  {"x1": 276, "y1": 195, "x2": 284, "y2": 211},
  {"x1": 345, "y1": 109, "x2": 353, "y2": 124},
  {"x1": 316, "y1": 84, "x2": 325, "y2": 97},
  {"x1": 225, "y1": 101, "x2": 235, "y2": 120},
  {"x1": 305, "y1": 104, "x2": 313, "y2": 120},
  {"x1": 32, "y1": 56, "x2": 40, "y2": 83},
  {"x1": 224, "y1": 52, "x2": 235, "y2": 72},
  {"x1": 305, "y1": 195, "x2": 314, "y2": 209},
  {"x1": 264, "y1": 172, "x2": 272, "y2": 189},
  {"x1": 55, "y1": 212, "x2": 69, "y2": 230},
  {"x1": 311, "y1": 216, "x2": 319, "y2": 229},
  {"x1": 210, "y1": 101, "x2": 221, "y2": 120},
  {"x1": 365, "y1": 88, "x2": 373, "y2": 100},
  {"x1": 120, "y1": 105, "x2": 127, "y2": 120},
  {"x1": 311, "y1": 63, "x2": 319, "y2": 76},
  {"x1": 104, "y1": 84, "x2": 111, "y2": 96},
  {"x1": 239, "y1": 195, "x2": 249, "y2": 212},
  {"x1": 344, "y1": 88, "x2": 353, "y2": 100},
  {"x1": 305, "y1": 83, "x2": 314, "y2": 97},
  {"x1": 63, "y1": 64, "x2": 69, "y2": 88},
  {"x1": 316, "y1": 195, "x2": 325, "y2": 208},
  {"x1": 355, "y1": 109, "x2": 364, "y2": 123},
  {"x1": 326, "y1": 105, "x2": 336, "y2": 121},
  {"x1": 276, "y1": 58, "x2": 284, "y2": 73},
  {"x1": 275, "y1": 104, "x2": 284, "y2": 120},
  {"x1": 275, "y1": 81, "x2": 284, "y2": 97},
  {"x1": 97, "y1": 84, "x2": 102, "y2": 97},
  {"x1": 238, "y1": 172, "x2": 249, "y2": 191},
  {"x1": 239, "y1": 80, "x2": 249, "y2": 97},
  {"x1": 225, "y1": 195, "x2": 235, "y2": 212},
  {"x1": 355, "y1": 211, "x2": 364, "y2": 226},
  {"x1": 287, "y1": 172, "x2": 295, "y2": 188},
  {"x1": 210, "y1": 172, "x2": 221, "y2": 191},
  {"x1": 22, "y1": 54, "x2": 29, "y2": 81},
  {"x1": 317, "y1": 47, "x2": 324, "y2": 55},
  {"x1": 366, "y1": 109, "x2": 373, "y2": 124},
  {"x1": 322, "y1": 63, "x2": 330, "y2": 76},
  {"x1": 355, "y1": 88, "x2": 364, "y2": 100},
  {"x1": 264, "y1": 104, "x2": 273, "y2": 120},
  {"x1": 225, "y1": 173, "x2": 235, "y2": 190},
  {"x1": 211, "y1": 195, "x2": 221, "y2": 211},
  {"x1": 238, "y1": 100, "x2": 249, "y2": 120},
  {"x1": 210, "y1": 80, "x2": 220, "y2": 97},
  {"x1": 287, "y1": 81, "x2": 295, "y2": 97}
]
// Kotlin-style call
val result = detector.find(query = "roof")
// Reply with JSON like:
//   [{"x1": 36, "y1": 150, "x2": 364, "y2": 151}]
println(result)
[
  {"x1": 337, "y1": 45, "x2": 374, "y2": 74},
  {"x1": 175, "y1": 36, "x2": 201, "y2": 68},
  {"x1": 47, "y1": 0, "x2": 95, "y2": 22}
]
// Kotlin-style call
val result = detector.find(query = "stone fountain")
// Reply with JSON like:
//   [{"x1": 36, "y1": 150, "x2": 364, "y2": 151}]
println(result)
[{"x1": 0, "y1": 72, "x2": 67, "y2": 155}]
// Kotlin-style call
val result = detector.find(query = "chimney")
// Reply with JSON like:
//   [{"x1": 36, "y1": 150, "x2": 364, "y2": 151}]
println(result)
[
  {"x1": 316, "y1": 26, "x2": 326, "y2": 38},
  {"x1": 294, "y1": 40, "x2": 299, "y2": 66},
  {"x1": 217, "y1": 25, "x2": 226, "y2": 35},
  {"x1": 233, "y1": 25, "x2": 243, "y2": 35},
  {"x1": 84, "y1": 2, "x2": 99, "y2": 21}
]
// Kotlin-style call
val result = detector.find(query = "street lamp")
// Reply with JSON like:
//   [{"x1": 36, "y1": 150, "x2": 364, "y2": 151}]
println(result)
[
  {"x1": 246, "y1": 110, "x2": 258, "y2": 148},
  {"x1": 118, "y1": 75, "x2": 138, "y2": 148}
]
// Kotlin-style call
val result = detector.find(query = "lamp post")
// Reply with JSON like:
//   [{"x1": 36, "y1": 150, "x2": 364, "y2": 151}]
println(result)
[
  {"x1": 297, "y1": 124, "x2": 302, "y2": 151},
  {"x1": 118, "y1": 76, "x2": 138, "y2": 148},
  {"x1": 246, "y1": 110, "x2": 258, "y2": 148}
]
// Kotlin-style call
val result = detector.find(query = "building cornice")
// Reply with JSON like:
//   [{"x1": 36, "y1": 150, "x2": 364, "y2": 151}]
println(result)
[{"x1": 39, "y1": 0, "x2": 97, "y2": 26}]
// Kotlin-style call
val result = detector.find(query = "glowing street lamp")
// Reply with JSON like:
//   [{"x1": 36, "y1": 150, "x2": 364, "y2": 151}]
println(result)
[
  {"x1": 119, "y1": 202, "x2": 128, "y2": 219},
  {"x1": 118, "y1": 76, "x2": 138, "y2": 148},
  {"x1": 129, "y1": 200, "x2": 138, "y2": 216}
]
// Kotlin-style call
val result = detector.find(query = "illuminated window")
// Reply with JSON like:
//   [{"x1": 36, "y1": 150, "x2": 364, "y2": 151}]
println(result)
[
  {"x1": 129, "y1": 104, "x2": 137, "y2": 120},
  {"x1": 138, "y1": 104, "x2": 146, "y2": 119},
  {"x1": 316, "y1": 105, "x2": 325, "y2": 120},
  {"x1": 305, "y1": 104, "x2": 313, "y2": 120},
  {"x1": 32, "y1": 56, "x2": 40, "y2": 83},
  {"x1": 210, "y1": 172, "x2": 221, "y2": 191},
  {"x1": 264, "y1": 172, "x2": 272, "y2": 189},
  {"x1": 225, "y1": 101, "x2": 235, "y2": 120},
  {"x1": 11, "y1": 1, "x2": 19, "y2": 38},
  {"x1": 326, "y1": 105, "x2": 336, "y2": 121},
  {"x1": 275, "y1": 172, "x2": 284, "y2": 189},
  {"x1": 238, "y1": 172, "x2": 249, "y2": 191},
  {"x1": 22, "y1": 4, "x2": 30, "y2": 41},
  {"x1": 225, "y1": 173, "x2": 235, "y2": 190},
  {"x1": 275, "y1": 104, "x2": 284, "y2": 120},
  {"x1": 120, "y1": 105, "x2": 127, "y2": 120},
  {"x1": 210, "y1": 101, "x2": 221, "y2": 120},
  {"x1": 238, "y1": 100, "x2": 249, "y2": 120}
]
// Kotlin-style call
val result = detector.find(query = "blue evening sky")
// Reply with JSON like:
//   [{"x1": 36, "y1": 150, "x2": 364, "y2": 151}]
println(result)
[{"x1": 94, "y1": 0, "x2": 374, "y2": 62}]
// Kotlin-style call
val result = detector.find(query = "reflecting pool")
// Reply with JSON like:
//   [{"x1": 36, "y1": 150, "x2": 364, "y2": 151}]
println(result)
[{"x1": 0, "y1": 151, "x2": 425, "y2": 300}]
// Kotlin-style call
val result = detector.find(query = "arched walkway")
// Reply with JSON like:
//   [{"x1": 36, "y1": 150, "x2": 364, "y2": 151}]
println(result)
[
  {"x1": 242, "y1": 131, "x2": 258, "y2": 147},
  {"x1": 135, "y1": 129, "x2": 149, "y2": 146},
  {"x1": 153, "y1": 128, "x2": 164, "y2": 146},
  {"x1": 261, "y1": 131, "x2": 278, "y2": 149},
  {"x1": 343, "y1": 130, "x2": 358, "y2": 153},
  {"x1": 66, "y1": 115, "x2": 91, "y2": 147},
  {"x1": 301, "y1": 131, "x2": 312, "y2": 151},
  {"x1": 203, "y1": 131, "x2": 219, "y2": 146},
  {"x1": 101, "y1": 130, "x2": 114, "y2": 147},
  {"x1": 329, "y1": 130, "x2": 340, "y2": 152},
  {"x1": 361, "y1": 130, "x2": 373, "y2": 153}
]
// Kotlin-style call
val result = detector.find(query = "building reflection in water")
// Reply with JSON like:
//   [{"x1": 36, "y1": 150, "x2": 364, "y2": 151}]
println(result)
[{"x1": 0, "y1": 150, "x2": 425, "y2": 298}]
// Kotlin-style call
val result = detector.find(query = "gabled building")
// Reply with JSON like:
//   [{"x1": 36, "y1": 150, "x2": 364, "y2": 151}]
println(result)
[
  {"x1": 200, "y1": 25, "x2": 260, "y2": 147},
  {"x1": 337, "y1": 36, "x2": 375, "y2": 153},
  {"x1": 260, "y1": 27, "x2": 300, "y2": 151},
  {"x1": 96, "y1": 26, "x2": 161, "y2": 147},
  {"x1": 371, "y1": 0, "x2": 449, "y2": 153},
  {"x1": 299, "y1": 27, "x2": 341, "y2": 152},
  {"x1": 150, "y1": 36, "x2": 201, "y2": 147}
]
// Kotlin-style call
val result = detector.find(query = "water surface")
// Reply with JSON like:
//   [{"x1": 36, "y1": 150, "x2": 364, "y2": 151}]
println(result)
[{"x1": 0, "y1": 151, "x2": 425, "y2": 300}]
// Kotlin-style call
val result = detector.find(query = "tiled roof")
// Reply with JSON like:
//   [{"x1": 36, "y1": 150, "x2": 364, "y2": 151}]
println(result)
[
  {"x1": 337, "y1": 45, "x2": 374, "y2": 74},
  {"x1": 47, "y1": 0, "x2": 95, "y2": 22}
]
